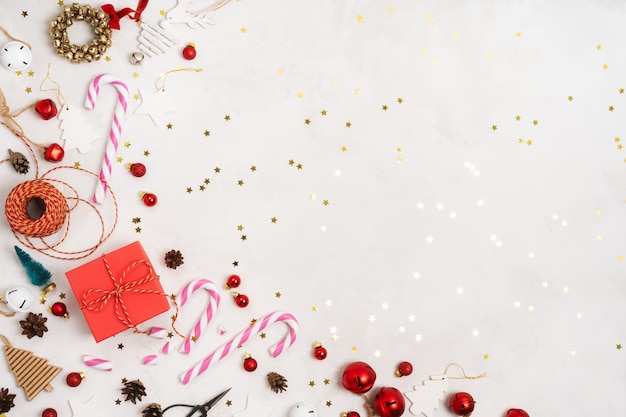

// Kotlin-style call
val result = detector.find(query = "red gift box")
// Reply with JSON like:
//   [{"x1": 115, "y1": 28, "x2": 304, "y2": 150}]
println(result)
[{"x1": 65, "y1": 241, "x2": 170, "y2": 343}]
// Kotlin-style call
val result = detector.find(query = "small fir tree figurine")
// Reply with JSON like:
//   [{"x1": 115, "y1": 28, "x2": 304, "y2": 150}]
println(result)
[{"x1": 13, "y1": 246, "x2": 55, "y2": 291}]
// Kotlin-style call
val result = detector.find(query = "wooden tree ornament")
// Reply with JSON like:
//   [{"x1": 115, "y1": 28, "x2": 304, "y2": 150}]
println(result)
[{"x1": 0, "y1": 334, "x2": 62, "y2": 401}]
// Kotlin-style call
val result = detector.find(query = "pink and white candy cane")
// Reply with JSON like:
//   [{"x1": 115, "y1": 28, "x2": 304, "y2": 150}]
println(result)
[
  {"x1": 180, "y1": 311, "x2": 299, "y2": 385},
  {"x1": 177, "y1": 278, "x2": 221, "y2": 354},
  {"x1": 84, "y1": 74, "x2": 129, "y2": 204}
]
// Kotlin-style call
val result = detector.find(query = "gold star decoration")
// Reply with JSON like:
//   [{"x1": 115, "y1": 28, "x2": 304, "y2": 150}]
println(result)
[
  {"x1": 309, "y1": 381, "x2": 315, "y2": 387},
  {"x1": 288, "y1": 159, "x2": 295, "y2": 165},
  {"x1": 233, "y1": 260, "x2": 239, "y2": 267},
  {"x1": 516, "y1": 32, "x2": 522, "y2": 38},
  {"x1": 144, "y1": 150, "x2": 150, "y2": 156},
  {"x1": 59, "y1": 293, "x2": 66, "y2": 299},
  {"x1": 186, "y1": 187, "x2": 193, "y2": 193},
  {"x1": 159, "y1": 9, "x2": 165, "y2": 15},
  {"x1": 397, "y1": 97, "x2": 403, "y2": 104},
  {"x1": 167, "y1": 332, "x2": 174, "y2": 338},
  {"x1": 204, "y1": 130, "x2": 210, "y2": 137},
  {"x1": 115, "y1": 399, "x2": 121, "y2": 405},
  {"x1": 357, "y1": 14, "x2": 364, "y2": 23},
  {"x1": 275, "y1": 291, "x2": 281, "y2": 298},
  {"x1": 237, "y1": 225, "x2": 244, "y2": 231},
  {"x1": 215, "y1": 167, "x2": 221, "y2": 173},
  {"x1": 609, "y1": 106, "x2": 615, "y2": 112},
  {"x1": 491, "y1": 125, "x2": 497, "y2": 131},
  {"x1": 58, "y1": 0, "x2": 64, "y2": 5},
  {"x1": 271, "y1": 217, "x2": 277, "y2": 223},
  {"x1": 296, "y1": 163, "x2": 303, "y2": 169},
  {"x1": 133, "y1": 93, "x2": 140, "y2": 100},
  {"x1": 199, "y1": 185, "x2": 206, "y2": 191},
  {"x1": 620, "y1": 88, "x2": 624, "y2": 94},
  {"x1": 224, "y1": 115, "x2": 231, "y2": 121},
  {"x1": 618, "y1": 344, "x2": 622, "y2": 350},
  {"x1": 297, "y1": 91, "x2": 304, "y2": 98},
  {"x1": 483, "y1": 353, "x2": 489, "y2": 360},
  {"x1": 105, "y1": 56, "x2": 111, "y2": 62},
  {"x1": 132, "y1": 217, "x2": 141, "y2": 224},
  {"x1": 326, "y1": 401, "x2": 332, "y2": 407},
  {"x1": 305, "y1": 119, "x2": 311, "y2": 125},
  {"x1": 135, "y1": 227, "x2": 142, "y2": 233},
  {"x1": 27, "y1": 70, "x2": 34, "y2": 77},
  {"x1": 166, "y1": 123, "x2": 173, "y2": 129},
  {"x1": 250, "y1": 165, "x2": 256, "y2": 171},
  {"x1": 204, "y1": 178, "x2": 210, "y2": 184},
  {"x1": 15, "y1": 71, "x2": 22, "y2": 76},
  {"x1": 260, "y1": 333, "x2": 266, "y2": 339},
  {"x1": 324, "y1": 378, "x2": 330, "y2": 385},
  {"x1": 237, "y1": 180, "x2": 244, "y2": 186},
  {"x1": 568, "y1": 96, "x2": 573, "y2": 101},
  {"x1": 382, "y1": 105, "x2": 388, "y2": 111},
  {"x1": 226, "y1": 400, "x2": 232, "y2": 406},
  {"x1": 532, "y1": 120, "x2": 538, "y2": 125},
  {"x1": 323, "y1": 200, "x2": 329, "y2": 206},
  {"x1": 321, "y1": 109, "x2": 327, "y2": 116},
  {"x1": 74, "y1": 161, "x2": 81, "y2": 167},
  {"x1": 21, "y1": 11, "x2": 28, "y2": 17},
  {"x1": 132, "y1": 72, "x2": 139, "y2": 78},
  {"x1": 603, "y1": 63, "x2": 609, "y2": 70},
  {"x1": 124, "y1": 141, "x2": 131, "y2": 147},
  {"x1": 515, "y1": 115, "x2": 521, "y2": 121},
  {"x1": 118, "y1": 343, "x2": 124, "y2": 350},
  {"x1": 312, "y1": 305, "x2": 318, "y2": 312},
  {"x1": 116, "y1": 156, "x2": 123, "y2": 163},
  {"x1": 241, "y1": 235, "x2": 247, "y2": 241},
  {"x1": 341, "y1": 146, "x2": 348, "y2": 152},
  {"x1": 25, "y1": 87, "x2": 32, "y2": 93},
  {"x1": 345, "y1": 121, "x2": 352, "y2": 128},
  {"x1": 596, "y1": 44, "x2": 602, "y2": 50}
]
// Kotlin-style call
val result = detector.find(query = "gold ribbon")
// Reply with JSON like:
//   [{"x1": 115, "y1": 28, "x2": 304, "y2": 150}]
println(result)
[{"x1": 430, "y1": 362, "x2": 487, "y2": 380}]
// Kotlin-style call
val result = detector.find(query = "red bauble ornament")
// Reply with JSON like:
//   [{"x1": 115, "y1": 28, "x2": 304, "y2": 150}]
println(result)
[
  {"x1": 341, "y1": 361, "x2": 377, "y2": 394},
  {"x1": 42, "y1": 408, "x2": 58, "y2": 417},
  {"x1": 233, "y1": 292, "x2": 249, "y2": 308},
  {"x1": 44, "y1": 143, "x2": 64, "y2": 162},
  {"x1": 395, "y1": 361, "x2": 413, "y2": 377},
  {"x1": 313, "y1": 342, "x2": 327, "y2": 360},
  {"x1": 506, "y1": 409, "x2": 530, "y2": 417},
  {"x1": 373, "y1": 387, "x2": 405, "y2": 417},
  {"x1": 342, "y1": 412, "x2": 360, "y2": 417},
  {"x1": 142, "y1": 192, "x2": 158, "y2": 207},
  {"x1": 243, "y1": 354, "x2": 257, "y2": 372},
  {"x1": 182, "y1": 43, "x2": 196, "y2": 60},
  {"x1": 50, "y1": 301, "x2": 68, "y2": 318},
  {"x1": 129, "y1": 162, "x2": 146, "y2": 177},
  {"x1": 66, "y1": 371, "x2": 85, "y2": 387},
  {"x1": 35, "y1": 99, "x2": 58, "y2": 120},
  {"x1": 225, "y1": 274, "x2": 241, "y2": 289},
  {"x1": 449, "y1": 392, "x2": 475, "y2": 416}
]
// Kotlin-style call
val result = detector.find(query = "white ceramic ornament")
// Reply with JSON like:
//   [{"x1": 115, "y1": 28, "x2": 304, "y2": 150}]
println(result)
[
  {"x1": 289, "y1": 402, "x2": 317, "y2": 417},
  {"x1": 5, "y1": 286, "x2": 35, "y2": 312},
  {"x1": 1, "y1": 41, "x2": 32, "y2": 71}
]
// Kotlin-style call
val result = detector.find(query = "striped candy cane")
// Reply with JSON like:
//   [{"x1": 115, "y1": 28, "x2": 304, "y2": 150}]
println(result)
[
  {"x1": 177, "y1": 278, "x2": 221, "y2": 354},
  {"x1": 83, "y1": 355, "x2": 113, "y2": 371},
  {"x1": 180, "y1": 311, "x2": 299, "y2": 385},
  {"x1": 84, "y1": 74, "x2": 129, "y2": 204}
]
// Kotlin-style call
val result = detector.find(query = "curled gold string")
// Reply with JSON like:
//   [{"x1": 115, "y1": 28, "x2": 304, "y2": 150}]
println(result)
[
  {"x1": 0, "y1": 25, "x2": 31, "y2": 49},
  {"x1": 430, "y1": 363, "x2": 487, "y2": 380},
  {"x1": 40, "y1": 63, "x2": 68, "y2": 110},
  {"x1": 154, "y1": 67, "x2": 203, "y2": 92},
  {"x1": 0, "y1": 89, "x2": 46, "y2": 151}
]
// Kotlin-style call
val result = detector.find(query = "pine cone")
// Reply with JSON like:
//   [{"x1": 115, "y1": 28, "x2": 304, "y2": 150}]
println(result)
[
  {"x1": 19, "y1": 312, "x2": 48, "y2": 339},
  {"x1": 267, "y1": 371, "x2": 288, "y2": 393},
  {"x1": 142, "y1": 403, "x2": 163, "y2": 417},
  {"x1": 164, "y1": 249, "x2": 184, "y2": 269},
  {"x1": 8, "y1": 149, "x2": 29, "y2": 174},
  {"x1": 0, "y1": 387, "x2": 16, "y2": 414},
  {"x1": 122, "y1": 379, "x2": 147, "y2": 404}
]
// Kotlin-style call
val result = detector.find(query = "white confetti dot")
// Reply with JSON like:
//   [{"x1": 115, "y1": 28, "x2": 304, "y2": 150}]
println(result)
[
  {"x1": 456, "y1": 287, "x2": 464, "y2": 294},
  {"x1": 369, "y1": 315, "x2": 376, "y2": 322},
  {"x1": 415, "y1": 334, "x2": 423, "y2": 341},
  {"x1": 398, "y1": 326, "x2": 406, "y2": 333},
  {"x1": 449, "y1": 212, "x2": 456, "y2": 219},
  {"x1": 413, "y1": 272, "x2": 421, "y2": 279},
  {"x1": 408, "y1": 314, "x2": 416, "y2": 322},
  {"x1": 426, "y1": 235, "x2": 434, "y2": 243},
  {"x1": 416, "y1": 202, "x2": 424, "y2": 209},
  {"x1": 374, "y1": 350, "x2": 381, "y2": 357},
  {"x1": 473, "y1": 329, "x2": 480, "y2": 336}
]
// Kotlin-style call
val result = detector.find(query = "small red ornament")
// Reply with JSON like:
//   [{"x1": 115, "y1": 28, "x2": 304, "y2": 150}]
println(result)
[
  {"x1": 243, "y1": 354, "x2": 257, "y2": 372},
  {"x1": 141, "y1": 192, "x2": 158, "y2": 207},
  {"x1": 50, "y1": 301, "x2": 68, "y2": 318},
  {"x1": 42, "y1": 408, "x2": 58, "y2": 417},
  {"x1": 342, "y1": 413, "x2": 360, "y2": 417},
  {"x1": 506, "y1": 409, "x2": 530, "y2": 417},
  {"x1": 225, "y1": 274, "x2": 241, "y2": 290},
  {"x1": 44, "y1": 143, "x2": 64, "y2": 162},
  {"x1": 182, "y1": 43, "x2": 196, "y2": 60},
  {"x1": 395, "y1": 361, "x2": 413, "y2": 377},
  {"x1": 449, "y1": 392, "x2": 475, "y2": 416},
  {"x1": 341, "y1": 361, "x2": 377, "y2": 394},
  {"x1": 66, "y1": 371, "x2": 85, "y2": 387},
  {"x1": 233, "y1": 292, "x2": 249, "y2": 308},
  {"x1": 35, "y1": 99, "x2": 58, "y2": 120},
  {"x1": 313, "y1": 342, "x2": 327, "y2": 360},
  {"x1": 128, "y1": 162, "x2": 146, "y2": 177},
  {"x1": 373, "y1": 387, "x2": 405, "y2": 417}
]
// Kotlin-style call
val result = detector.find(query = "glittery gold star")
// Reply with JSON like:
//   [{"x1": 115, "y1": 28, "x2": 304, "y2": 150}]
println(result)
[
  {"x1": 603, "y1": 63, "x2": 609, "y2": 70},
  {"x1": 27, "y1": 70, "x2": 34, "y2": 77},
  {"x1": 297, "y1": 92, "x2": 304, "y2": 98},
  {"x1": 132, "y1": 217, "x2": 141, "y2": 224},
  {"x1": 275, "y1": 291, "x2": 281, "y2": 298},
  {"x1": 345, "y1": 121, "x2": 351, "y2": 128},
  {"x1": 532, "y1": 120, "x2": 538, "y2": 125},
  {"x1": 40, "y1": 299, "x2": 45, "y2": 305},
  {"x1": 237, "y1": 179, "x2": 244, "y2": 186},
  {"x1": 59, "y1": 293, "x2": 66, "y2": 299},
  {"x1": 115, "y1": 399, "x2": 121, "y2": 405},
  {"x1": 166, "y1": 123, "x2": 173, "y2": 129},
  {"x1": 305, "y1": 119, "x2": 311, "y2": 125},
  {"x1": 25, "y1": 87, "x2": 32, "y2": 93},
  {"x1": 204, "y1": 130, "x2": 210, "y2": 137},
  {"x1": 135, "y1": 227, "x2": 142, "y2": 233},
  {"x1": 250, "y1": 318, "x2": 257, "y2": 325},
  {"x1": 204, "y1": 178, "x2": 210, "y2": 184},
  {"x1": 515, "y1": 115, "x2": 521, "y2": 121},
  {"x1": 568, "y1": 96, "x2": 573, "y2": 101},
  {"x1": 620, "y1": 88, "x2": 624, "y2": 94},
  {"x1": 214, "y1": 167, "x2": 221, "y2": 173},
  {"x1": 191, "y1": 336, "x2": 197, "y2": 342},
  {"x1": 491, "y1": 125, "x2": 497, "y2": 131},
  {"x1": 596, "y1": 44, "x2": 602, "y2": 50},
  {"x1": 21, "y1": 11, "x2": 28, "y2": 17},
  {"x1": 186, "y1": 187, "x2": 193, "y2": 193},
  {"x1": 199, "y1": 185, "x2": 206, "y2": 191},
  {"x1": 271, "y1": 217, "x2": 277, "y2": 223},
  {"x1": 357, "y1": 14, "x2": 364, "y2": 23},
  {"x1": 296, "y1": 163, "x2": 303, "y2": 170},
  {"x1": 341, "y1": 146, "x2": 347, "y2": 152},
  {"x1": 382, "y1": 105, "x2": 388, "y2": 111},
  {"x1": 133, "y1": 93, "x2": 140, "y2": 100},
  {"x1": 618, "y1": 344, "x2": 622, "y2": 350},
  {"x1": 312, "y1": 305, "x2": 318, "y2": 312},
  {"x1": 609, "y1": 106, "x2": 615, "y2": 112},
  {"x1": 224, "y1": 115, "x2": 231, "y2": 121},
  {"x1": 226, "y1": 400, "x2": 232, "y2": 406},
  {"x1": 326, "y1": 401, "x2": 332, "y2": 407},
  {"x1": 323, "y1": 200, "x2": 329, "y2": 206},
  {"x1": 241, "y1": 235, "x2": 247, "y2": 241},
  {"x1": 116, "y1": 156, "x2": 123, "y2": 163},
  {"x1": 167, "y1": 332, "x2": 173, "y2": 338},
  {"x1": 240, "y1": 27, "x2": 247, "y2": 33},
  {"x1": 288, "y1": 159, "x2": 295, "y2": 165},
  {"x1": 309, "y1": 381, "x2": 315, "y2": 387},
  {"x1": 237, "y1": 225, "x2": 244, "y2": 231},
  {"x1": 124, "y1": 141, "x2": 131, "y2": 147},
  {"x1": 321, "y1": 109, "x2": 327, "y2": 116},
  {"x1": 58, "y1": 0, "x2": 64, "y2": 5},
  {"x1": 132, "y1": 72, "x2": 139, "y2": 78},
  {"x1": 74, "y1": 161, "x2": 81, "y2": 167},
  {"x1": 160, "y1": 9, "x2": 165, "y2": 15},
  {"x1": 483, "y1": 353, "x2": 489, "y2": 360},
  {"x1": 105, "y1": 56, "x2": 111, "y2": 62},
  {"x1": 527, "y1": 140, "x2": 533, "y2": 146},
  {"x1": 15, "y1": 71, "x2": 22, "y2": 76},
  {"x1": 397, "y1": 97, "x2": 403, "y2": 104},
  {"x1": 250, "y1": 165, "x2": 256, "y2": 171},
  {"x1": 324, "y1": 378, "x2": 330, "y2": 385},
  {"x1": 518, "y1": 138, "x2": 525, "y2": 144}
]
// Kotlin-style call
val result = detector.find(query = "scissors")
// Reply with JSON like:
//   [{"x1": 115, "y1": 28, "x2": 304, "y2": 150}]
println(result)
[{"x1": 162, "y1": 387, "x2": 231, "y2": 417}]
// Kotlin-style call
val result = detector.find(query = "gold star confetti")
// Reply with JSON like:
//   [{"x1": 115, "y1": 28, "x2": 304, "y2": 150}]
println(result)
[
  {"x1": 133, "y1": 93, "x2": 140, "y2": 100},
  {"x1": 491, "y1": 125, "x2": 497, "y2": 131},
  {"x1": 21, "y1": 11, "x2": 28, "y2": 17},
  {"x1": 397, "y1": 97, "x2": 403, "y2": 104},
  {"x1": 25, "y1": 87, "x2": 32, "y2": 93},
  {"x1": 341, "y1": 146, "x2": 347, "y2": 152},
  {"x1": 260, "y1": 332, "x2": 266, "y2": 339},
  {"x1": 215, "y1": 167, "x2": 221, "y2": 173},
  {"x1": 312, "y1": 305, "x2": 318, "y2": 312},
  {"x1": 296, "y1": 163, "x2": 303, "y2": 170},
  {"x1": 166, "y1": 123, "x2": 173, "y2": 129},
  {"x1": 224, "y1": 115, "x2": 231, "y2": 121},
  {"x1": 135, "y1": 227, "x2": 142, "y2": 233},
  {"x1": 116, "y1": 156, "x2": 123, "y2": 163},
  {"x1": 240, "y1": 27, "x2": 247, "y2": 33},
  {"x1": 167, "y1": 332, "x2": 173, "y2": 338},
  {"x1": 527, "y1": 140, "x2": 533, "y2": 146},
  {"x1": 609, "y1": 106, "x2": 614, "y2": 112},
  {"x1": 297, "y1": 91, "x2": 304, "y2": 98},
  {"x1": 515, "y1": 115, "x2": 521, "y2": 121},
  {"x1": 323, "y1": 200, "x2": 329, "y2": 206},
  {"x1": 275, "y1": 291, "x2": 281, "y2": 298},
  {"x1": 74, "y1": 161, "x2": 81, "y2": 167},
  {"x1": 124, "y1": 141, "x2": 131, "y2": 147},
  {"x1": 305, "y1": 118, "x2": 311, "y2": 125},
  {"x1": 132, "y1": 217, "x2": 141, "y2": 224},
  {"x1": 58, "y1": 0, "x2": 64, "y2": 5},
  {"x1": 27, "y1": 70, "x2": 34, "y2": 77},
  {"x1": 532, "y1": 120, "x2": 538, "y2": 125},
  {"x1": 568, "y1": 96, "x2": 573, "y2": 101},
  {"x1": 618, "y1": 344, "x2": 622, "y2": 350},
  {"x1": 241, "y1": 235, "x2": 247, "y2": 241},
  {"x1": 326, "y1": 401, "x2": 332, "y2": 407},
  {"x1": 118, "y1": 343, "x2": 124, "y2": 349},
  {"x1": 39, "y1": 299, "x2": 45, "y2": 305},
  {"x1": 620, "y1": 88, "x2": 624, "y2": 94},
  {"x1": 237, "y1": 225, "x2": 244, "y2": 231},
  {"x1": 595, "y1": 209, "x2": 602, "y2": 216},
  {"x1": 186, "y1": 187, "x2": 193, "y2": 193},
  {"x1": 105, "y1": 56, "x2": 111, "y2": 62},
  {"x1": 615, "y1": 137, "x2": 621, "y2": 143},
  {"x1": 483, "y1": 354, "x2": 489, "y2": 360},
  {"x1": 357, "y1": 14, "x2": 364, "y2": 23},
  {"x1": 15, "y1": 71, "x2": 22, "y2": 76},
  {"x1": 233, "y1": 260, "x2": 239, "y2": 267},
  {"x1": 516, "y1": 32, "x2": 522, "y2": 38},
  {"x1": 354, "y1": 88, "x2": 360, "y2": 94},
  {"x1": 288, "y1": 159, "x2": 295, "y2": 165},
  {"x1": 309, "y1": 381, "x2": 315, "y2": 387},
  {"x1": 199, "y1": 185, "x2": 206, "y2": 191},
  {"x1": 115, "y1": 399, "x2": 121, "y2": 405},
  {"x1": 345, "y1": 121, "x2": 352, "y2": 128},
  {"x1": 603, "y1": 63, "x2": 608, "y2": 70},
  {"x1": 271, "y1": 217, "x2": 277, "y2": 223},
  {"x1": 204, "y1": 130, "x2": 210, "y2": 137},
  {"x1": 132, "y1": 72, "x2": 139, "y2": 78},
  {"x1": 250, "y1": 165, "x2": 257, "y2": 172},
  {"x1": 159, "y1": 9, "x2": 165, "y2": 15},
  {"x1": 321, "y1": 109, "x2": 327, "y2": 116},
  {"x1": 596, "y1": 44, "x2": 602, "y2": 50},
  {"x1": 382, "y1": 105, "x2": 388, "y2": 111},
  {"x1": 237, "y1": 180, "x2": 244, "y2": 186},
  {"x1": 59, "y1": 293, "x2": 66, "y2": 299},
  {"x1": 277, "y1": 67, "x2": 284, "y2": 74}
]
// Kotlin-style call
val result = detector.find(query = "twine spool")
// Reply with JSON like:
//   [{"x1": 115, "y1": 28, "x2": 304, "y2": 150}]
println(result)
[{"x1": 5, "y1": 180, "x2": 69, "y2": 237}]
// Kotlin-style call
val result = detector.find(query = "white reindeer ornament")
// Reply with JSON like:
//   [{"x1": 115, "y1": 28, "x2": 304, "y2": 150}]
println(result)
[{"x1": 164, "y1": 0, "x2": 232, "y2": 29}]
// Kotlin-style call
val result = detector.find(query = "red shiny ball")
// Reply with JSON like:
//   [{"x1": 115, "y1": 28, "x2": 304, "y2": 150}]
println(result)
[
  {"x1": 35, "y1": 99, "x2": 58, "y2": 120},
  {"x1": 344, "y1": 413, "x2": 360, "y2": 417},
  {"x1": 50, "y1": 302, "x2": 67, "y2": 317},
  {"x1": 506, "y1": 409, "x2": 530, "y2": 417},
  {"x1": 243, "y1": 356, "x2": 257, "y2": 372},
  {"x1": 42, "y1": 408, "x2": 58, "y2": 417},
  {"x1": 66, "y1": 372, "x2": 84, "y2": 387},
  {"x1": 226, "y1": 274, "x2": 241, "y2": 289},
  {"x1": 449, "y1": 392, "x2": 475, "y2": 416},
  {"x1": 373, "y1": 387, "x2": 405, "y2": 417},
  {"x1": 182, "y1": 44, "x2": 196, "y2": 60},
  {"x1": 44, "y1": 143, "x2": 64, "y2": 162},
  {"x1": 142, "y1": 192, "x2": 158, "y2": 207},
  {"x1": 313, "y1": 345, "x2": 327, "y2": 360},
  {"x1": 396, "y1": 361, "x2": 413, "y2": 377},
  {"x1": 129, "y1": 163, "x2": 146, "y2": 177},
  {"x1": 234, "y1": 293, "x2": 249, "y2": 308},
  {"x1": 341, "y1": 361, "x2": 377, "y2": 394}
]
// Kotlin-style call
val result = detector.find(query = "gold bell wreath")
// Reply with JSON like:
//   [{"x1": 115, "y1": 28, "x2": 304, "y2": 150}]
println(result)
[{"x1": 1, "y1": 121, "x2": 118, "y2": 260}]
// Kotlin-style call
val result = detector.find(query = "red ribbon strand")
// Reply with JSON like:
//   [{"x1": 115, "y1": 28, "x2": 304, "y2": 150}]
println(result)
[{"x1": 101, "y1": 0, "x2": 149, "y2": 30}]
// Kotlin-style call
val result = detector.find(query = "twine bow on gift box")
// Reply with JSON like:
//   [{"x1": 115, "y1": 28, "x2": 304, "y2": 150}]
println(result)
[{"x1": 80, "y1": 255, "x2": 182, "y2": 336}]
